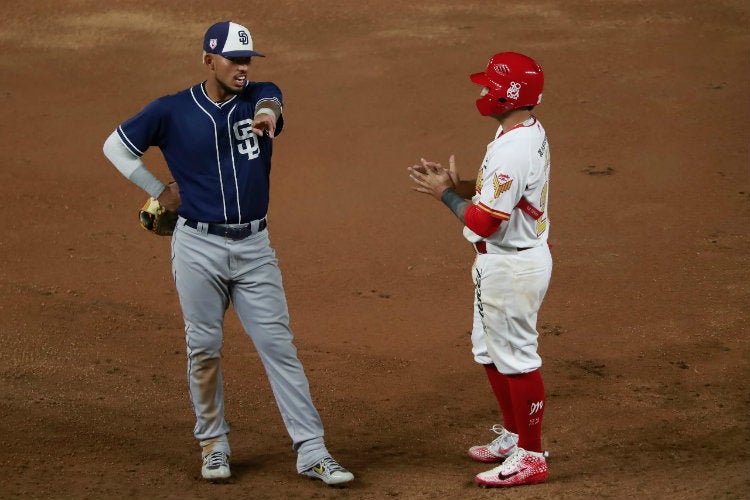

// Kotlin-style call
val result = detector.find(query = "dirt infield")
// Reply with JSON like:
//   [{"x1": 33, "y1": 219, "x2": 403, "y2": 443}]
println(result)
[{"x1": 1, "y1": 2, "x2": 748, "y2": 499}]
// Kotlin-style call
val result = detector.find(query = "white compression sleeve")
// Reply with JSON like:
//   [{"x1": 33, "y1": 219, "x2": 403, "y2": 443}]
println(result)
[{"x1": 102, "y1": 131, "x2": 166, "y2": 198}]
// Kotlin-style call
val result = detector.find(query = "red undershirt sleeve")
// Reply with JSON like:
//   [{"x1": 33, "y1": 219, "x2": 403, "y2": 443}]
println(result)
[{"x1": 464, "y1": 204, "x2": 502, "y2": 237}]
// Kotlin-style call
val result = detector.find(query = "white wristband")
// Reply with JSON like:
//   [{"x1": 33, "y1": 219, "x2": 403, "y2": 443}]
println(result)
[{"x1": 254, "y1": 107, "x2": 278, "y2": 120}]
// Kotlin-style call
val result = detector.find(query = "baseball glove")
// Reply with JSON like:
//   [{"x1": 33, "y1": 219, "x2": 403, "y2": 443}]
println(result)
[{"x1": 139, "y1": 197, "x2": 178, "y2": 236}]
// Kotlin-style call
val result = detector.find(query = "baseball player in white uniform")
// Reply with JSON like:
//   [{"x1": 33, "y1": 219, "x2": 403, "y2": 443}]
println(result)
[{"x1": 409, "y1": 52, "x2": 552, "y2": 488}]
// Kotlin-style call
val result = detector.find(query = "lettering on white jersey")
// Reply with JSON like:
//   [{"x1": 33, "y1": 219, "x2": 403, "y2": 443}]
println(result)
[
  {"x1": 536, "y1": 135, "x2": 551, "y2": 236},
  {"x1": 537, "y1": 135, "x2": 548, "y2": 157},
  {"x1": 233, "y1": 119, "x2": 260, "y2": 160}
]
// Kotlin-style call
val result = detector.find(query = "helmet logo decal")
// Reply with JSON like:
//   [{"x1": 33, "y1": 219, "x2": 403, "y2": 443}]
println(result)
[
  {"x1": 507, "y1": 81, "x2": 521, "y2": 100},
  {"x1": 493, "y1": 63, "x2": 510, "y2": 74},
  {"x1": 209, "y1": 38, "x2": 218, "y2": 50}
]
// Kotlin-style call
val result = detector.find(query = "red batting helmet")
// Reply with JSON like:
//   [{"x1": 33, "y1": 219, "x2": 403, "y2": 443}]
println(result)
[{"x1": 470, "y1": 52, "x2": 544, "y2": 116}]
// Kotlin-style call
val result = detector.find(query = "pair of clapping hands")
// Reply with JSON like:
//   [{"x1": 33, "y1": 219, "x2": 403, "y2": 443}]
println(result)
[{"x1": 408, "y1": 155, "x2": 460, "y2": 199}]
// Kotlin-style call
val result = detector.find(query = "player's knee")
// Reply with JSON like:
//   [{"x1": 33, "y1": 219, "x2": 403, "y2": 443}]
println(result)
[
  {"x1": 186, "y1": 333, "x2": 223, "y2": 356},
  {"x1": 184, "y1": 321, "x2": 224, "y2": 352}
]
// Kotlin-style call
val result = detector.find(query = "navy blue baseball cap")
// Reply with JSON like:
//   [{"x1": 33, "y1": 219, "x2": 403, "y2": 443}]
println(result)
[{"x1": 203, "y1": 21, "x2": 265, "y2": 58}]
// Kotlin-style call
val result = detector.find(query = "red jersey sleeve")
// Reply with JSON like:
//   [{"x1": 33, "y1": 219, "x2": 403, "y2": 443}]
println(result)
[{"x1": 465, "y1": 203, "x2": 502, "y2": 237}]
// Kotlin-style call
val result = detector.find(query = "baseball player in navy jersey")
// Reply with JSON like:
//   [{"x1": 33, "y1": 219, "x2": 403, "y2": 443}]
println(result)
[
  {"x1": 409, "y1": 52, "x2": 552, "y2": 488},
  {"x1": 102, "y1": 20, "x2": 354, "y2": 486}
]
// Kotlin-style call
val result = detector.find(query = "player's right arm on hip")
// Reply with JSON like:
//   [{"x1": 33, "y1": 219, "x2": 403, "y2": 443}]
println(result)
[{"x1": 103, "y1": 131, "x2": 166, "y2": 198}]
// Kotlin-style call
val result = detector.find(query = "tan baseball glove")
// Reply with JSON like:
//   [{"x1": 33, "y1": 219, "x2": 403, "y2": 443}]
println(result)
[{"x1": 139, "y1": 197, "x2": 178, "y2": 236}]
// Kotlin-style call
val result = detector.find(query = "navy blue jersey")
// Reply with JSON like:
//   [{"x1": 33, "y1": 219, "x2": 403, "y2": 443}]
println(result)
[{"x1": 117, "y1": 82, "x2": 284, "y2": 223}]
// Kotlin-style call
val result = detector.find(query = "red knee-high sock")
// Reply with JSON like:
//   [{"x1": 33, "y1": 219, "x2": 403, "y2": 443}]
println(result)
[
  {"x1": 483, "y1": 364, "x2": 517, "y2": 433},
  {"x1": 507, "y1": 369, "x2": 546, "y2": 452}
]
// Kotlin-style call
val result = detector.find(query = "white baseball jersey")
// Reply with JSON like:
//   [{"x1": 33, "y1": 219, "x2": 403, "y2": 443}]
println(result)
[
  {"x1": 466, "y1": 116, "x2": 553, "y2": 372},
  {"x1": 463, "y1": 117, "x2": 550, "y2": 250}
]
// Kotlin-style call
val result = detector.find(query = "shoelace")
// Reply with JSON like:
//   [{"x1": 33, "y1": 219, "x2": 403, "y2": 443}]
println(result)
[
  {"x1": 489, "y1": 423, "x2": 507, "y2": 436},
  {"x1": 498, "y1": 449, "x2": 525, "y2": 474},
  {"x1": 489, "y1": 425, "x2": 508, "y2": 444},
  {"x1": 318, "y1": 457, "x2": 346, "y2": 473},
  {"x1": 488, "y1": 424, "x2": 517, "y2": 449},
  {"x1": 205, "y1": 452, "x2": 227, "y2": 468}
]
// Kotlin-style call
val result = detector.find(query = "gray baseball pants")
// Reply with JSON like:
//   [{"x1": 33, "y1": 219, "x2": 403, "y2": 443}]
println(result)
[{"x1": 170, "y1": 217, "x2": 329, "y2": 472}]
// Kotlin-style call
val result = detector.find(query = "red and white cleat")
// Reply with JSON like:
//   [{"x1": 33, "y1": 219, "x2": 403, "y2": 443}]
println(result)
[{"x1": 475, "y1": 447, "x2": 549, "y2": 488}]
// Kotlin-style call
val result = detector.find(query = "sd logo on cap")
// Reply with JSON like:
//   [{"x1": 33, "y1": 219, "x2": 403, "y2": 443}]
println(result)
[{"x1": 203, "y1": 21, "x2": 265, "y2": 58}]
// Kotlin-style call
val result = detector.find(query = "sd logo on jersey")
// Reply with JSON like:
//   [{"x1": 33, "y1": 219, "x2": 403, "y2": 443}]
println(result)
[{"x1": 233, "y1": 119, "x2": 260, "y2": 160}]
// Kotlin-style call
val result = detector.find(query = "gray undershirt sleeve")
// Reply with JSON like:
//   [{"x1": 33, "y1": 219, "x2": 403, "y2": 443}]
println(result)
[
  {"x1": 440, "y1": 188, "x2": 469, "y2": 224},
  {"x1": 102, "y1": 131, "x2": 166, "y2": 198}
]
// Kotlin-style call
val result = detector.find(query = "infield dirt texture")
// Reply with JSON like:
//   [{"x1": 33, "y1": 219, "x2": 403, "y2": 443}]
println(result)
[{"x1": 1, "y1": 2, "x2": 748, "y2": 499}]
